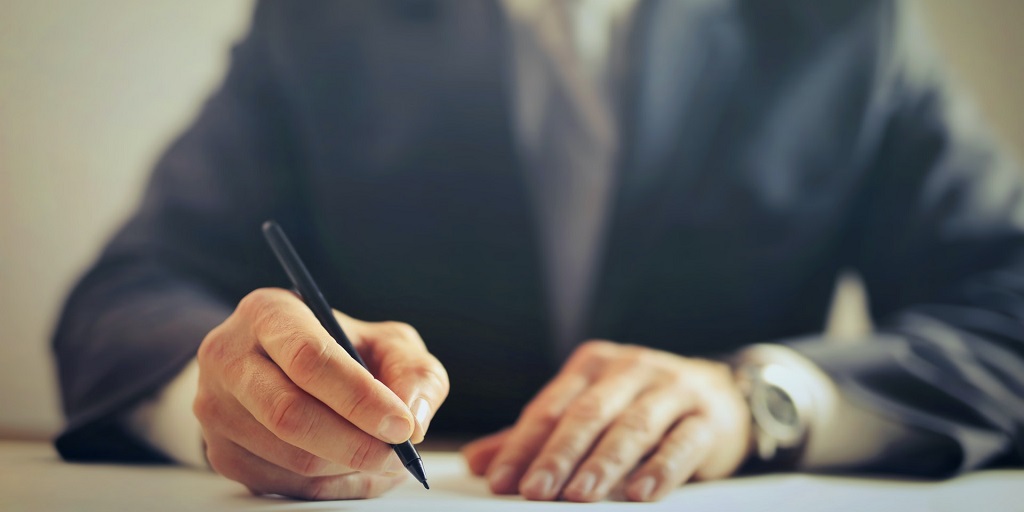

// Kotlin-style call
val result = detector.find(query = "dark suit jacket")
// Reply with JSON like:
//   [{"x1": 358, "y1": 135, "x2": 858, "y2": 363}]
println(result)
[{"x1": 54, "y1": 0, "x2": 1024, "y2": 475}]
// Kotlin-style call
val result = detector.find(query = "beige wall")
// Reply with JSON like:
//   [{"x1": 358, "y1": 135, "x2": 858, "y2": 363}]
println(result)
[
  {"x1": 0, "y1": 0, "x2": 253, "y2": 437},
  {"x1": 1, "y1": 1, "x2": 1022, "y2": 438},
  {"x1": 922, "y1": 0, "x2": 1024, "y2": 161}
]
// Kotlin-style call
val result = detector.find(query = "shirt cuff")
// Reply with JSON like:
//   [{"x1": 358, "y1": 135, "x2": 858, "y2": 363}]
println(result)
[
  {"x1": 735, "y1": 343, "x2": 918, "y2": 471},
  {"x1": 125, "y1": 358, "x2": 207, "y2": 468}
]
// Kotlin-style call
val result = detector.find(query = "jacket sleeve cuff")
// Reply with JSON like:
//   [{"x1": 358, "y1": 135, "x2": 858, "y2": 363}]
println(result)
[{"x1": 735, "y1": 342, "x2": 930, "y2": 472}]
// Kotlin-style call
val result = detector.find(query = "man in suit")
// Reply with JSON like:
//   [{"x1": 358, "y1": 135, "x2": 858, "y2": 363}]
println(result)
[{"x1": 53, "y1": 0, "x2": 1024, "y2": 503}]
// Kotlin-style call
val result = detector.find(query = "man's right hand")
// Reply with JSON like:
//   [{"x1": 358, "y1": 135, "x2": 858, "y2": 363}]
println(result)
[{"x1": 193, "y1": 288, "x2": 449, "y2": 500}]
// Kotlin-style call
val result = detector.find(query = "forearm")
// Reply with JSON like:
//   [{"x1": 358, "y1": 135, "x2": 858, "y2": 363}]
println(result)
[
  {"x1": 818, "y1": 0, "x2": 1024, "y2": 475},
  {"x1": 788, "y1": 332, "x2": 1021, "y2": 475},
  {"x1": 53, "y1": 260, "x2": 231, "y2": 462}
]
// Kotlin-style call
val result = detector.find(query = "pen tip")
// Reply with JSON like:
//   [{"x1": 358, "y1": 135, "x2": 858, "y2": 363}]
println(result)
[{"x1": 404, "y1": 456, "x2": 429, "y2": 490}]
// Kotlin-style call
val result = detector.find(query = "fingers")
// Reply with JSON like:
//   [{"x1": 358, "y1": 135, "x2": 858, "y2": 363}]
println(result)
[
  {"x1": 346, "y1": 317, "x2": 450, "y2": 444},
  {"x1": 221, "y1": 352, "x2": 400, "y2": 474},
  {"x1": 473, "y1": 342, "x2": 748, "y2": 504},
  {"x1": 461, "y1": 429, "x2": 511, "y2": 476},
  {"x1": 561, "y1": 386, "x2": 697, "y2": 502},
  {"x1": 195, "y1": 386, "x2": 359, "y2": 478},
  {"x1": 198, "y1": 288, "x2": 453, "y2": 500},
  {"x1": 519, "y1": 363, "x2": 652, "y2": 501},
  {"x1": 238, "y1": 288, "x2": 416, "y2": 444},
  {"x1": 624, "y1": 416, "x2": 716, "y2": 502},
  {"x1": 485, "y1": 371, "x2": 592, "y2": 495},
  {"x1": 205, "y1": 434, "x2": 406, "y2": 500},
  {"x1": 485, "y1": 341, "x2": 627, "y2": 496}
]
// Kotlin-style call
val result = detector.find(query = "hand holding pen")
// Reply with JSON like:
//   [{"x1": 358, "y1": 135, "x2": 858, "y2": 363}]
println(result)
[{"x1": 191, "y1": 221, "x2": 448, "y2": 499}]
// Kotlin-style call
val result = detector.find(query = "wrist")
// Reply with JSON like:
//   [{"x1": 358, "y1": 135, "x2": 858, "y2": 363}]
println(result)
[
  {"x1": 731, "y1": 345, "x2": 823, "y2": 471},
  {"x1": 734, "y1": 362, "x2": 810, "y2": 470}
]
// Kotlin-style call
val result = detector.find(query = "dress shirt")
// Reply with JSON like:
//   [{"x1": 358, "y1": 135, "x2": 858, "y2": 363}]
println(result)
[{"x1": 127, "y1": 0, "x2": 916, "y2": 472}]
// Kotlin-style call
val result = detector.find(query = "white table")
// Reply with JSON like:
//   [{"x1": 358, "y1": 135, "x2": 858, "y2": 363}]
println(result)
[{"x1": 0, "y1": 441, "x2": 1020, "y2": 511}]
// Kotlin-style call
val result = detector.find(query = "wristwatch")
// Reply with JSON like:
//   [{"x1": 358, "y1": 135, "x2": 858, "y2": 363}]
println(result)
[{"x1": 736, "y1": 362, "x2": 813, "y2": 469}]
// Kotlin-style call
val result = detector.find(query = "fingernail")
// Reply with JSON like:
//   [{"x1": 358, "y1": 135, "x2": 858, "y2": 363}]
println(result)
[
  {"x1": 522, "y1": 470, "x2": 555, "y2": 499},
  {"x1": 566, "y1": 471, "x2": 597, "y2": 499},
  {"x1": 629, "y1": 476, "x2": 657, "y2": 501},
  {"x1": 412, "y1": 397, "x2": 431, "y2": 432},
  {"x1": 377, "y1": 414, "x2": 412, "y2": 443},
  {"x1": 489, "y1": 463, "x2": 517, "y2": 492}
]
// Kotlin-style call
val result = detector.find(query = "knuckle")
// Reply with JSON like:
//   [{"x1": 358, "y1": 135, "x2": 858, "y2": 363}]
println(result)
[
  {"x1": 667, "y1": 371, "x2": 691, "y2": 390},
  {"x1": 196, "y1": 333, "x2": 216, "y2": 366},
  {"x1": 590, "y1": 448, "x2": 626, "y2": 473},
  {"x1": 192, "y1": 390, "x2": 216, "y2": 425},
  {"x1": 680, "y1": 419, "x2": 715, "y2": 447},
  {"x1": 577, "y1": 340, "x2": 609, "y2": 358},
  {"x1": 566, "y1": 393, "x2": 607, "y2": 422},
  {"x1": 267, "y1": 390, "x2": 308, "y2": 441},
  {"x1": 616, "y1": 411, "x2": 655, "y2": 436},
  {"x1": 197, "y1": 327, "x2": 253, "y2": 391},
  {"x1": 407, "y1": 362, "x2": 450, "y2": 395},
  {"x1": 570, "y1": 340, "x2": 617, "y2": 370},
  {"x1": 237, "y1": 288, "x2": 277, "y2": 322},
  {"x1": 344, "y1": 437, "x2": 390, "y2": 472},
  {"x1": 197, "y1": 324, "x2": 232, "y2": 367},
  {"x1": 300, "y1": 477, "x2": 333, "y2": 501},
  {"x1": 232, "y1": 358, "x2": 264, "y2": 397},
  {"x1": 618, "y1": 345, "x2": 646, "y2": 365},
  {"x1": 431, "y1": 363, "x2": 451, "y2": 396},
  {"x1": 334, "y1": 380, "x2": 373, "y2": 420},
  {"x1": 291, "y1": 450, "x2": 330, "y2": 477},
  {"x1": 282, "y1": 332, "x2": 330, "y2": 386},
  {"x1": 222, "y1": 355, "x2": 250, "y2": 390},
  {"x1": 523, "y1": 399, "x2": 562, "y2": 427},
  {"x1": 243, "y1": 291, "x2": 297, "y2": 339},
  {"x1": 665, "y1": 424, "x2": 711, "y2": 458},
  {"x1": 385, "y1": 321, "x2": 422, "y2": 343}
]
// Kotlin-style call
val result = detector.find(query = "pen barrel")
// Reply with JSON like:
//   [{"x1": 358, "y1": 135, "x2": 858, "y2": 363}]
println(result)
[
  {"x1": 392, "y1": 441, "x2": 428, "y2": 488},
  {"x1": 392, "y1": 441, "x2": 422, "y2": 466},
  {"x1": 262, "y1": 220, "x2": 369, "y2": 368},
  {"x1": 263, "y1": 220, "x2": 427, "y2": 488}
]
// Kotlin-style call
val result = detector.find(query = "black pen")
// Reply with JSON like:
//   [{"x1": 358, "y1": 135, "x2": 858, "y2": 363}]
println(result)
[{"x1": 261, "y1": 220, "x2": 429, "y2": 489}]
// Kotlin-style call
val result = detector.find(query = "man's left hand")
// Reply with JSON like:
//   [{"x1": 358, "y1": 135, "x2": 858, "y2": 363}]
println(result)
[{"x1": 461, "y1": 340, "x2": 752, "y2": 502}]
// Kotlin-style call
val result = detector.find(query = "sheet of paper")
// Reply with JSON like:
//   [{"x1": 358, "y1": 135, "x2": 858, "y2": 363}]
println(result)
[{"x1": 1, "y1": 443, "x2": 1020, "y2": 512}]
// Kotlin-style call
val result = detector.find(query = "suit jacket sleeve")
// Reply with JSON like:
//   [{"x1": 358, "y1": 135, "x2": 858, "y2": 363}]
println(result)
[
  {"x1": 52, "y1": 2, "x2": 300, "y2": 462},
  {"x1": 788, "y1": 1, "x2": 1024, "y2": 476}
]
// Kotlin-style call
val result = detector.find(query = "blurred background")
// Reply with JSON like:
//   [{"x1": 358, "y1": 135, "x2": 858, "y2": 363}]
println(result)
[{"x1": 1, "y1": 0, "x2": 1022, "y2": 439}]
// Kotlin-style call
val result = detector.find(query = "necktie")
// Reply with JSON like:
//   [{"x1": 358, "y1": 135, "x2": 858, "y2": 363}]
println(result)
[{"x1": 513, "y1": 1, "x2": 621, "y2": 360}]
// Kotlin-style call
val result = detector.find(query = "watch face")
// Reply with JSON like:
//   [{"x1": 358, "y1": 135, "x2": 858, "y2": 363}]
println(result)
[
  {"x1": 751, "y1": 380, "x2": 805, "y2": 447},
  {"x1": 746, "y1": 363, "x2": 810, "y2": 456},
  {"x1": 764, "y1": 385, "x2": 798, "y2": 428}
]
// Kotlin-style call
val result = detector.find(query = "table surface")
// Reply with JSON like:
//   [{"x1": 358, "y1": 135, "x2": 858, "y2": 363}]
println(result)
[{"x1": 0, "y1": 441, "x2": 1021, "y2": 512}]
